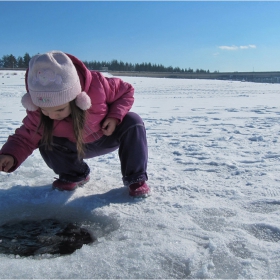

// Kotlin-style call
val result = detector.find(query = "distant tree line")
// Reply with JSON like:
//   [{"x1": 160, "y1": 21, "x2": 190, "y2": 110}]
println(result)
[
  {"x1": 0, "y1": 53, "x2": 31, "y2": 68},
  {"x1": 83, "y1": 59, "x2": 210, "y2": 73},
  {"x1": 0, "y1": 53, "x2": 210, "y2": 73}
]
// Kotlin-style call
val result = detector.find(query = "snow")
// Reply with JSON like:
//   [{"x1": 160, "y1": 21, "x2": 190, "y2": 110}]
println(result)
[{"x1": 0, "y1": 70, "x2": 280, "y2": 278}]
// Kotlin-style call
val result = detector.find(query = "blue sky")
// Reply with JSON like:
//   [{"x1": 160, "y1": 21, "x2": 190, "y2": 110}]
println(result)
[{"x1": 1, "y1": 1, "x2": 280, "y2": 72}]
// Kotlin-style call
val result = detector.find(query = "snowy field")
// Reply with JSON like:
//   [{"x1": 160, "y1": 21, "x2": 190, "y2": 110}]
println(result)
[{"x1": 0, "y1": 70, "x2": 280, "y2": 279}]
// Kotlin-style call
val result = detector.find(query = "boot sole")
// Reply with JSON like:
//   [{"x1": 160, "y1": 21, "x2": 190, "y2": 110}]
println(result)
[{"x1": 52, "y1": 178, "x2": 90, "y2": 191}]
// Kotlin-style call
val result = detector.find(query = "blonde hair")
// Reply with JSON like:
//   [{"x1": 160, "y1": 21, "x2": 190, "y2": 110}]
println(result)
[{"x1": 38, "y1": 100, "x2": 86, "y2": 159}]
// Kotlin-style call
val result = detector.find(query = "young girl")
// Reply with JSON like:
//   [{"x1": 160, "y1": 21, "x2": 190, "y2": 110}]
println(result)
[{"x1": 0, "y1": 51, "x2": 150, "y2": 197}]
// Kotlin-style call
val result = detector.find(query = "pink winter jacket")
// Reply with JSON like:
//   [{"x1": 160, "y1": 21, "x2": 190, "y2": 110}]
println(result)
[{"x1": 0, "y1": 53, "x2": 134, "y2": 172}]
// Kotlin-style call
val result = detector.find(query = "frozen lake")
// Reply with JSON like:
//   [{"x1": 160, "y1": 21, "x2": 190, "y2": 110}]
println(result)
[{"x1": 0, "y1": 70, "x2": 280, "y2": 278}]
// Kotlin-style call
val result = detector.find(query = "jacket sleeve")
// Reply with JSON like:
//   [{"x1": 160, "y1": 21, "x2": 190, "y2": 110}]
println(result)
[
  {"x1": 0, "y1": 111, "x2": 42, "y2": 172},
  {"x1": 95, "y1": 72, "x2": 134, "y2": 122}
]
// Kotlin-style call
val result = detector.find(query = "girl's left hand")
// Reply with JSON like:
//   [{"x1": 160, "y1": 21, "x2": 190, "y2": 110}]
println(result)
[{"x1": 102, "y1": 117, "x2": 119, "y2": 136}]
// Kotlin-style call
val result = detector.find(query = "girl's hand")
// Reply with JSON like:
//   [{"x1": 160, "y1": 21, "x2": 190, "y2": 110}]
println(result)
[
  {"x1": 0, "y1": 154, "x2": 15, "y2": 172},
  {"x1": 102, "y1": 118, "x2": 119, "y2": 136}
]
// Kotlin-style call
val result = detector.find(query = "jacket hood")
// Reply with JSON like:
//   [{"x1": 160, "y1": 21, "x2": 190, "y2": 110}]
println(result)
[{"x1": 65, "y1": 53, "x2": 93, "y2": 93}]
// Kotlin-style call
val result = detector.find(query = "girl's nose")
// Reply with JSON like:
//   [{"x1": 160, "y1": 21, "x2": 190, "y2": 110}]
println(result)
[{"x1": 48, "y1": 113, "x2": 56, "y2": 119}]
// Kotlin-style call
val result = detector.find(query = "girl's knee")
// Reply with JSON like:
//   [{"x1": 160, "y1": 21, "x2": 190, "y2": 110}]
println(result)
[{"x1": 124, "y1": 112, "x2": 144, "y2": 126}]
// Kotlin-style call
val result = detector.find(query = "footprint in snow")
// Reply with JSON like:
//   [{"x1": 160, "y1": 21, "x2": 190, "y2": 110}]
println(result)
[
  {"x1": 228, "y1": 241, "x2": 253, "y2": 259},
  {"x1": 243, "y1": 200, "x2": 280, "y2": 214},
  {"x1": 244, "y1": 223, "x2": 280, "y2": 243}
]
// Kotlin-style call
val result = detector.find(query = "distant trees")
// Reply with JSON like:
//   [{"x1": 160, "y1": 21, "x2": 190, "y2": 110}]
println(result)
[
  {"x1": 83, "y1": 59, "x2": 210, "y2": 73},
  {"x1": 82, "y1": 59, "x2": 136, "y2": 72},
  {"x1": 0, "y1": 53, "x2": 31, "y2": 68},
  {"x1": 195, "y1": 69, "x2": 210, "y2": 73},
  {"x1": 0, "y1": 54, "x2": 17, "y2": 68},
  {"x1": 0, "y1": 52, "x2": 210, "y2": 73}
]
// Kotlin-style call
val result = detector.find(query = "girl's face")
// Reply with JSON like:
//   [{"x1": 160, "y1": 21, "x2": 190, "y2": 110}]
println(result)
[{"x1": 40, "y1": 103, "x2": 71, "y2": 120}]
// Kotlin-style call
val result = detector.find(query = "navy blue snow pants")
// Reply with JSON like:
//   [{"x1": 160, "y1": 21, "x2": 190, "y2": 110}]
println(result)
[{"x1": 39, "y1": 112, "x2": 148, "y2": 186}]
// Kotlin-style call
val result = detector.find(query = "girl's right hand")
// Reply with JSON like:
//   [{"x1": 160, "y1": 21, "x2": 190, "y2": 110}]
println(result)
[{"x1": 0, "y1": 154, "x2": 15, "y2": 172}]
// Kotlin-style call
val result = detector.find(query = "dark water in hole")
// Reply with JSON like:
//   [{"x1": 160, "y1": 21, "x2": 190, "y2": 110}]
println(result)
[{"x1": 0, "y1": 219, "x2": 95, "y2": 256}]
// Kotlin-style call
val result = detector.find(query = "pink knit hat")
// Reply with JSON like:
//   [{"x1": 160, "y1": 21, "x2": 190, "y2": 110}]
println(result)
[{"x1": 21, "y1": 51, "x2": 91, "y2": 111}]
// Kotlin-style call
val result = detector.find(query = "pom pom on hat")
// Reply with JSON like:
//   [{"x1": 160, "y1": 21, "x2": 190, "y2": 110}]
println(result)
[
  {"x1": 75, "y1": 91, "x2": 92, "y2": 110},
  {"x1": 21, "y1": 92, "x2": 39, "y2": 111}
]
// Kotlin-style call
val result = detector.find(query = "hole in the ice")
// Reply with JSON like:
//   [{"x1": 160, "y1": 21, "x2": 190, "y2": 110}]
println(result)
[
  {"x1": 0, "y1": 204, "x2": 120, "y2": 258},
  {"x1": 0, "y1": 219, "x2": 95, "y2": 256}
]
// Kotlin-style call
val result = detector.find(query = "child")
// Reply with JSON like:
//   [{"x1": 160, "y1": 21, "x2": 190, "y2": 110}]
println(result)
[{"x1": 0, "y1": 51, "x2": 150, "y2": 197}]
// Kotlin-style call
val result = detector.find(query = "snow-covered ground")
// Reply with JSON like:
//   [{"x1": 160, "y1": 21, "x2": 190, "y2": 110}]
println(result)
[{"x1": 0, "y1": 70, "x2": 280, "y2": 279}]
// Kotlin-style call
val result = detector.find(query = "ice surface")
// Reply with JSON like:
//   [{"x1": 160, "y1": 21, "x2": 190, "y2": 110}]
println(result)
[{"x1": 0, "y1": 70, "x2": 280, "y2": 278}]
